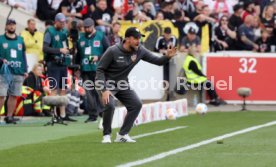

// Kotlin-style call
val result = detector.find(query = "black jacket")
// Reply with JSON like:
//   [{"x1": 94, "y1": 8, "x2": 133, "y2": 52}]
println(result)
[
  {"x1": 36, "y1": 0, "x2": 57, "y2": 21},
  {"x1": 23, "y1": 72, "x2": 43, "y2": 92},
  {"x1": 96, "y1": 43, "x2": 170, "y2": 90}
]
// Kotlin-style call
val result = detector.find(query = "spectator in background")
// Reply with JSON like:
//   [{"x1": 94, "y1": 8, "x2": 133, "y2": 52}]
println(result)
[
  {"x1": 238, "y1": 15, "x2": 259, "y2": 51},
  {"x1": 21, "y1": 19, "x2": 44, "y2": 61},
  {"x1": 259, "y1": 0, "x2": 274, "y2": 13},
  {"x1": 173, "y1": 10, "x2": 190, "y2": 41},
  {"x1": 112, "y1": 5, "x2": 125, "y2": 21},
  {"x1": 160, "y1": 1, "x2": 175, "y2": 20},
  {"x1": 228, "y1": 4, "x2": 244, "y2": 31},
  {"x1": 113, "y1": 0, "x2": 134, "y2": 20},
  {"x1": 252, "y1": 16, "x2": 261, "y2": 39},
  {"x1": 36, "y1": 0, "x2": 58, "y2": 21},
  {"x1": 155, "y1": 27, "x2": 177, "y2": 55},
  {"x1": 155, "y1": 27, "x2": 177, "y2": 101},
  {"x1": 194, "y1": 4, "x2": 216, "y2": 53},
  {"x1": 155, "y1": 11, "x2": 165, "y2": 21},
  {"x1": 140, "y1": 0, "x2": 155, "y2": 20},
  {"x1": 179, "y1": 27, "x2": 201, "y2": 54},
  {"x1": 241, "y1": 0, "x2": 256, "y2": 21},
  {"x1": 92, "y1": 0, "x2": 114, "y2": 34},
  {"x1": 189, "y1": 0, "x2": 205, "y2": 21},
  {"x1": 211, "y1": 0, "x2": 233, "y2": 20},
  {"x1": 58, "y1": 0, "x2": 87, "y2": 19},
  {"x1": 261, "y1": 4, "x2": 275, "y2": 35},
  {"x1": 174, "y1": 0, "x2": 196, "y2": 20},
  {"x1": 256, "y1": 29, "x2": 272, "y2": 52},
  {"x1": 108, "y1": 22, "x2": 122, "y2": 46},
  {"x1": 214, "y1": 15, "x2": 237, "y2": 51}
]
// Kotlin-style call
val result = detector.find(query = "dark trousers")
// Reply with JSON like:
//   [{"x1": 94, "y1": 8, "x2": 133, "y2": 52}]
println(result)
[
  {"x1": 203, "y1": 80, "x2": 218, "y2": 100},
  {"x1": 81, "y1": 71, "x2": 103, "y2": 119},
  {"x1": 188, "y1": 80, "x2": 218, "y2": 100},
  {"x1": 102, "y1": 88, "x2": 142, "y2": 136}
]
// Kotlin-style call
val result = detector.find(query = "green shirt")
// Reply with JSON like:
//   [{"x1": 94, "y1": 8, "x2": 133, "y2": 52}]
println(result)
[
  {"x1": 77, "y1": 31, "x2": 104, "y2": 72},
  {"x1": 0, "y1": 34, "x2": 27, "y2": 75},
  {"x1": 44, "y1": 26, "x2": 68, "y2": 62}
]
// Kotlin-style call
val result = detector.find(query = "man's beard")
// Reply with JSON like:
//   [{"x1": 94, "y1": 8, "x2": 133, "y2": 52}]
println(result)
[
  {"x1": 85, "y1": 32, "x2": 92, "y2": 37},
  {"x1": 130, "y1": 45, "x2": 139, "y2": 52},
  {"x1": 7, "y1": 29, "x2": 15, "y2": 34}
]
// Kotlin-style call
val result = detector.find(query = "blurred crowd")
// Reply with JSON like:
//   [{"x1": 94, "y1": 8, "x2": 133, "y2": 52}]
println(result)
[{"x1": 0, "y1": 0, "x2": 276, "y2": 52}]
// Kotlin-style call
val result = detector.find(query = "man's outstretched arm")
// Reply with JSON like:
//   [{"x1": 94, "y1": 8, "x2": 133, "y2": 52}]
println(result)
[{"x1": 141, "y1": 46, "x2": 177, "y2": 65}]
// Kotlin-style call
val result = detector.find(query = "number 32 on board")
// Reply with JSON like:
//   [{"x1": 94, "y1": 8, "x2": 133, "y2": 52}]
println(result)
[{"x1": 239, "y1": 58, "x2": 257, "y2": 74}]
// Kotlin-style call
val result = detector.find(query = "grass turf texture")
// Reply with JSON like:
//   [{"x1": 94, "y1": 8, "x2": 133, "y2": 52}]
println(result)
[{"x1": 0, "y1": 111, "x2": 276, "y2": 167}]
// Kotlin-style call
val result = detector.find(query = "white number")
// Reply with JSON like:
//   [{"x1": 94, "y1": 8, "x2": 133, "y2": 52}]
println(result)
[
  {"x1": 239, "y1": 58, "x2": 247, "y2": 73},
  {"x1": 248, "y1": 58, "x2": 257, "y2": 73},
  {"x1": 239, "y1": 58, "x2": 257, "y2": 74}
]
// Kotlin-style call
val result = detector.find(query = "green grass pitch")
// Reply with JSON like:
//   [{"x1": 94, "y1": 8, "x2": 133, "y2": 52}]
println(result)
[{"x1": 1, "y1": 111, "x2": 276, "y2": 167}]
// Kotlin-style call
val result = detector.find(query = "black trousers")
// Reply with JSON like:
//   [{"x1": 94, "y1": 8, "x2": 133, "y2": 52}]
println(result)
[
  {"x1": 81, "y1": 71, "x2": 103, "y2": 119},
  {"x1": 102, "y1": 88, "x2": 142, "y2": 136},
  {"x1": 188, "y1": 80, "x2": 218, "y2": 100}
]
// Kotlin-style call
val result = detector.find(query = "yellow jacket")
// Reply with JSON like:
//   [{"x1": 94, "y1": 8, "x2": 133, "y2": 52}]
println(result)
[{"x1": 21, "y1": 29, "x2": 44, "y2": 61}]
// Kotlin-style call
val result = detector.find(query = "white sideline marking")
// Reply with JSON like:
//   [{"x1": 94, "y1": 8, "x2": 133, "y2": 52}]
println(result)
[
  {"x1": 117, "y1": 121, "x2": 276, "y2": 167},
  {"x1": 132, "y1": 126, "x2": 187, "y2": 139}
]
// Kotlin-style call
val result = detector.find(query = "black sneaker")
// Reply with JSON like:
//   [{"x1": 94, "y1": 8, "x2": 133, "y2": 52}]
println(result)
[
  {"x1": 62, "y1": 116, "x2": 77, "y2": 122},
  {"x1": 4, "y1": 117, "x2": 17, "y2": 124},
  {"x1": 84, "y1": 117, "x2": 97, "y2": 123}
]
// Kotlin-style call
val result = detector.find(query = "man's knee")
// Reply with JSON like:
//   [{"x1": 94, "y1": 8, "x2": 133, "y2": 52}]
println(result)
[
  {"x1": 133, "y1": 100, "x2": 142, "y2": 111},
  {"x1": 104, "y1": 102, "x2": 115, "y2": 111}
]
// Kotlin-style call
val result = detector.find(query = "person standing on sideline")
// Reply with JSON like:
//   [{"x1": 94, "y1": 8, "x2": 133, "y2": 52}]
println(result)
[
  {"x1": 21, "y1": 19, "x2": 44, "y2": 61},
  {"x1": 0, "y1": 19, "x2": 28, "y2": 124},
  {"x1": 43, "y1": 13, "x2": 75, "y2": 122},
  {"x1": 76, "y1": 18, "x2": 110, "y2": 123},
  {"x1": 96, "y1": 27, "x2": 177, "y2": 143}
]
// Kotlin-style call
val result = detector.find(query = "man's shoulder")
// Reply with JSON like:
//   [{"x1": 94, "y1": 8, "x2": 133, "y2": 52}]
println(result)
[
  {"x1": 109, "y1": 44, "x2": 119, "y2": 51},
  {"x1": 103, "y1": 45, "x2": 117, "y2": 53},
  {"x1": 34, "y1": 30, "x2": 44, "y2": 36}
]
